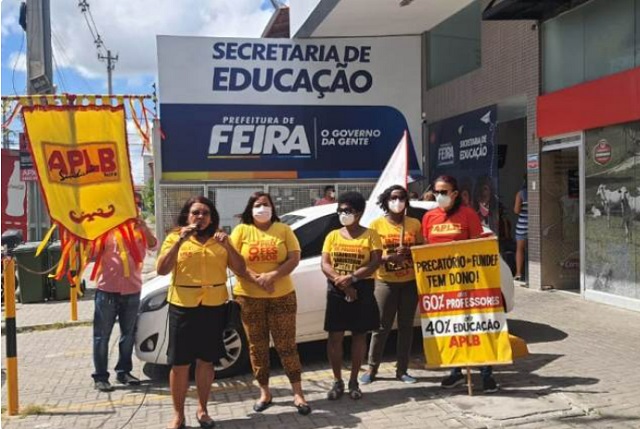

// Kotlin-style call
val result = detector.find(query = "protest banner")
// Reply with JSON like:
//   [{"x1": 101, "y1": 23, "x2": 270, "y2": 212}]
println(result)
[
  {"x1": 411, "y1": 237, "x2": 512, "y2": 370},
  {"x1": 21, "y1": 103, "x2": 142, "y2": 283}
]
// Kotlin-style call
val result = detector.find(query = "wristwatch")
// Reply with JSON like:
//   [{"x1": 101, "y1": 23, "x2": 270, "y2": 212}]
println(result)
[{"x1": 350, "y1": 273, "x2": 359, "y2": 283}]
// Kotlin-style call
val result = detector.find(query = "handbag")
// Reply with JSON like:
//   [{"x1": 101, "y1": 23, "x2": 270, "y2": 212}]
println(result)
[{"x1": 224, "y1": 299, "x2": 242, "y2": 330}]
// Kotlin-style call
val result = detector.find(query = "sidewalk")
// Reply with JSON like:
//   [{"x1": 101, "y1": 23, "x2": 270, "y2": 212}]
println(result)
[
  {"x1": 1, "y1": 252, "x2": 158, "y2": 331},
  {"x1": 2, "y1": 284, "x2": 640, "y2": 428}
]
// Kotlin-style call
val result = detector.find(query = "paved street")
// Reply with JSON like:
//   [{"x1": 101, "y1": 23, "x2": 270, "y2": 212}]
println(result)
[{"x1": 2, "y1": 282, "x2": 640, "y2": 428}]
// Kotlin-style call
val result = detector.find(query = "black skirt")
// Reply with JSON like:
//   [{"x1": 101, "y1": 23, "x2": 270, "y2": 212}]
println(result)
[
  {"x1": 167, "y1": 303, "x2": 226, "y2": 366},
  {"x1": 324, "y1": 278, "x2": 380, "y2": 333}
]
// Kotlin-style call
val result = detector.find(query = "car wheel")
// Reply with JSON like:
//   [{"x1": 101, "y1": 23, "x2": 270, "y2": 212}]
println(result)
[
  {"x1": 214, "y1": 327, "x2": 250, "y2": 379},
  {"x1": 142, "y1": 362, "x2": 170, "y2": 380}
]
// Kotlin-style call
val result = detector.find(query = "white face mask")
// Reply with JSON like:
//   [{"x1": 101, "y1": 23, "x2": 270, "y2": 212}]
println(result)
[
  {"x1": 328, "y1": 191, "x2": 335, "y2": 199},
  {"x1": 388, "y1": 200, "x2": 406, "y2": 214},
  {"x1": 252, "y1": 206, "x2": 272, "y2": 222},
  {"x1": 339, "y1": 213, "x2": 356, "y2": 226},
  {"x1": 436, "y1": 194, "x2": 452, "y2": 209}
]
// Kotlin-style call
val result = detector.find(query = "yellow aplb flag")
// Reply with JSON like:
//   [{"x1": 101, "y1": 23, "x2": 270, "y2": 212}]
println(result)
[
  {"x1": 411, "y1": 237, "x2": 513, "y2": 368},
  {"x1": 22, "y1": 104, "x2": 142, "y2": 280}
]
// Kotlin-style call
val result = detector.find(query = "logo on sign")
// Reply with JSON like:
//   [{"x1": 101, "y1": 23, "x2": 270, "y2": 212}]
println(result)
[
  {"x1": 44, "y1": 142, "x2": 119, "y2": 185},
  {"x1": 593, "y1": 139, "x2": 611, "y2": 166},
  {"x1": 437, "y1": 143, "x2": 454, "y2": 167},
  {"x1": 208, "y1": 116, "x2": 311, "y2": 159}
]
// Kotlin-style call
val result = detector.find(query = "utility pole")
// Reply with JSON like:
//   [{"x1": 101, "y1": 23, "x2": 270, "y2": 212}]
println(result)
[
  {"x1": 24, "y1": 0, "x2": 53, "y2": 241},
  {"x1": 98, "y1": 49, "x2": 118, "y2": 95}
]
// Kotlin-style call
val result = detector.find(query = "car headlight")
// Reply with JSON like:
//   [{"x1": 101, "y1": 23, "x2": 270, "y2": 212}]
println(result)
[{"x1": 140, "y1": 288, "x2": 168, "y2": 313}]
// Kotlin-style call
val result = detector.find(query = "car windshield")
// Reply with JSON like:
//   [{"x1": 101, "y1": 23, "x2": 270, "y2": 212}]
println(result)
[{"x1": 280, "y1": 214, "x2": 305, "y2": 226}]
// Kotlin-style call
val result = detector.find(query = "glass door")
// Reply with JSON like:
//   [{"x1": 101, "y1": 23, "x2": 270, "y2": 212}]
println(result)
[{"x1": 540, "y1": 147, "x2": 581, "y2": 291}]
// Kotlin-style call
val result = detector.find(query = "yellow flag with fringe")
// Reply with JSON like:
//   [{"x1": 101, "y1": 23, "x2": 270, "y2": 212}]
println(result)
[{"x1": 22, "y1": 104, "x2": 142, "y2": 280}]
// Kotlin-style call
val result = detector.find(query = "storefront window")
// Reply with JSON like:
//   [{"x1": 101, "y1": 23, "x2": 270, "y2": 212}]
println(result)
[
  {"x1": 427, "y1": 0, "x2": 481, "y2": 88},
  {"x1": 584, "y1": 122, "x2": 640, "y2": 300},
  {"x1": 543, "y1": 0, "x2": 638, "y2": 93}
]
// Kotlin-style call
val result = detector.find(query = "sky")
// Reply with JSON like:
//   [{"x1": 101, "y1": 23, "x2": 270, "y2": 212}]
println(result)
[{"x1": 1, "y1": 0, "x2": 277, "y2": 184}]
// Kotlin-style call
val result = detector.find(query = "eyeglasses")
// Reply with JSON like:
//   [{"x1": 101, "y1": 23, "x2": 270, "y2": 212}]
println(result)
[
  {"x1": 336, "y1": 208, "x2": 355, "y2": 215},
  {"x1": 433, "y1": 190, "x2": 451, "y2": 196},
  {"x1": 389, "y1": 196, "x2": 407, "y2": 201},
  {"x1": 190, "y1": 210, "x2": 210, "y2": 216}
]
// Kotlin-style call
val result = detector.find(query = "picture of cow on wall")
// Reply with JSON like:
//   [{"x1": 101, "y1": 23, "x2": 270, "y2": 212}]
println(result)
[{"x1": 585, "y1": 122, "x2": 640, "y2": 299}]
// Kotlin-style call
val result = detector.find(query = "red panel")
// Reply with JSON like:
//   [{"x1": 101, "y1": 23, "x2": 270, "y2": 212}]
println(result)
[
  {"x1": 537, "y1": 67, "x2": 640, "y2": 138},
  {"x1": 1, "y1": 149, "x2": 28, "y2": 238}
]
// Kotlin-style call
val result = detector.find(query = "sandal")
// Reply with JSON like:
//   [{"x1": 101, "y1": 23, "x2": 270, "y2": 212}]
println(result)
[
  {"x1": 348, "y1": 381, "x2": 362, "y2": 400},
  {"x1": 252, "y1": 397, "x2": 273, "y2": 412},
  {"x1": 196, "y1": 413, "x2": 216, "y2": 429},
  {"x1": 327, "y1": 379, "x2": 345, "y2": 400},
  {"x1": 294, "y1": 401, "x2": 312, "y2": 415}
]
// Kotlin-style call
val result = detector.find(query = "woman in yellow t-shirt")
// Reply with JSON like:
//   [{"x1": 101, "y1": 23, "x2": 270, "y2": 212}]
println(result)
[
  {"x1": 157, "y1": 196, "x2": 246, "y2": 429},
  {"x1": 361, "y1": 185, "x2": 423, "y2": 386},
  {"x1": 321, "y1": 191, "x2": 383, "y2": 401},
  {"x1": 230, "y1": 192, "x2": 310, "y2": 416}
]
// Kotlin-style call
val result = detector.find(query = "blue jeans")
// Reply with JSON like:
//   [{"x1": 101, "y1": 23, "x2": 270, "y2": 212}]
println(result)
[
  {"x1": 451, "y1": 366, "x2": 493, "y2": 380},
  {"x1": 92, "y1": 290, "x2": 140, "y2": 382}
]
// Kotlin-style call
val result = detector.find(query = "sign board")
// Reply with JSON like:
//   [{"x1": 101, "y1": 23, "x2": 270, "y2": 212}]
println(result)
[
  {"x1": 411, "y1": 238, "x2": 512, "y2": 368},
  {"x1": 428, "y1": 106, "x2": 499, "y2": 232},
  {"x1": 19, "y1": 133, "x2": 37, "y2": 181},
  {"x1": 157, "y1": 36, "x2": 422, "y2": 180},
  {"x1": 1, "y1": 149, "x2": 28, "y2": 238}
]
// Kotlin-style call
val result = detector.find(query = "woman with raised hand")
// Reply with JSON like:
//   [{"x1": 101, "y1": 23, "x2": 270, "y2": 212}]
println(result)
[
  {"x1": 321, "y1": 191, "x2": 383, "y2": 401},
  {"x1": 361, "y1": 185, "x2": 423, "y2": 385},
  {"x1": 157, "y1": 196, "x2": 247, "y2": 429},
  {"x1": 230, "y1": 192, "x2": 311, "y2": 416}
]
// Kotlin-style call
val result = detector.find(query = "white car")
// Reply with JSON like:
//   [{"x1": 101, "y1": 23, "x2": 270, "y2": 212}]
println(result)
[{"x1": 135, "y1": 201, "x2": 514, "y2": 378}]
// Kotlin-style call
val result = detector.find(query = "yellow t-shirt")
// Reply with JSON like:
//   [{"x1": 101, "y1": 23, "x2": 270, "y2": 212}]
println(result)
[
  {"x1": 230, "y1": 222, "x2": 301, "y2": 298},
  {"x1": 321, "y1": 228, "x2": 383, "y2": 278},
  {"x1": 369, "y1": 216, "x2": 422, "y2": 282},
  {"x1": 158, "y1": 231, "x2": 229, "y2": 308}
]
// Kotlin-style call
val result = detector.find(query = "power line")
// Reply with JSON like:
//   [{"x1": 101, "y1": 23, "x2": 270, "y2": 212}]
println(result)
[
  {"x1": 78, "y1": 0, "x2": 118, "y2": 94},
  {"x1": 11, "y1": 33, "x2": 26, "y2": 96},
  {"x1": 51, "y1": 26, "x2": 96, "y2": 93}
]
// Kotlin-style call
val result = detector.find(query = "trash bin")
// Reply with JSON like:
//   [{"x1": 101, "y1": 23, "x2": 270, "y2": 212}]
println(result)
[
  {"x1": 47, "y1": 241, "x2": 71, "y2": 301},
  {"x1": 13, "y1": 242, "x2": 49, "y2": 303}
]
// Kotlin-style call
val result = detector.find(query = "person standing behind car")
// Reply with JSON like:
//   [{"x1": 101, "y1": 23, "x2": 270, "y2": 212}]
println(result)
[
  {"x1": 321, "y1": 191, "x2": 383, "y2": 401},
  {"x1": 514, "y1": 179, "x2": 528, "y2": 282},
  {"x1": 230, "y1": 192, "x2": 311, "y2": 416},
  {"x1": 361, "y1": 185, "x2": 423, "y2": 386},
  {"x1": 315, "y1": 185, "x2": 336, "y2": 206},
  {"x1": 422, "y1": 175, "x2": 499, "y2": 394},
  {"x1": 92, "y1": 214, "x2": 157, "y2": 393},
  {"x1": 157, "y1": 196, "x2": 247, "y2": 429}
]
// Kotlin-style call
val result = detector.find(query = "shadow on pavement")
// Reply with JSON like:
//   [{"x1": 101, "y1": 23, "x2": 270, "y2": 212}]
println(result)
[{"x1": 507, "y1": 319, "x2": 569, "y2": 344}]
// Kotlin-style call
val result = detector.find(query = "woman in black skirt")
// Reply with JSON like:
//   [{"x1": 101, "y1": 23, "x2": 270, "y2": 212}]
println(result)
[
  {"x1": 157, "y1": 196, "x2": 247, "y2": 429},
  {"x1": 321, "y1": 191, "x2": 383, "y2": 400}
]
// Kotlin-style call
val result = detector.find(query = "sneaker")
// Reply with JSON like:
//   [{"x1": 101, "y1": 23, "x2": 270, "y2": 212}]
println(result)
[
  {"x1": 396, "y1": 373, "x2": 417, "y2": 384},
  {"x1": 514, "y1": 275, "x2": 523, "y2": 282},
  {"x1": 94, "y1": 380, "x2": 114, "y2": 392},
  {"x1": 441, "y1": 373, "x2": 465, "y2": 389},
  {"x1": 348, "y1": 381, "x2": 362, "y2": 400},
  {"x1": 359, "y1": 370, "x2": 376, "y2": 385},
  {"x1": 327, "y1": 379, "x2": 345, "y2": 400},
  {"x1": 482, "y1": 376, "x2": 499, "y2": 394},
  {"x1": 116, "y1": 373, "x2": 141, "y2": 386}
]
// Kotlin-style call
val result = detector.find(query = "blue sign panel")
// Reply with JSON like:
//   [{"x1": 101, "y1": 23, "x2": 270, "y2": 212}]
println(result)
[
  {"x1": 161, "y1": 104, "x2": 420, "y2": 179},
  {"x1": 429, "y1": 105, "x2": 499, "y2": 231}
]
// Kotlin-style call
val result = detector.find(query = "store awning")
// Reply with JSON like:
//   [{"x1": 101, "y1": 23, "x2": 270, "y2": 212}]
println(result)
[
  {"x1": 292, "y1": 0, "x2": 475, "y2": 38},
  {"x1": 482, "y1": 0, "x2": 590, "y2": 21}
]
